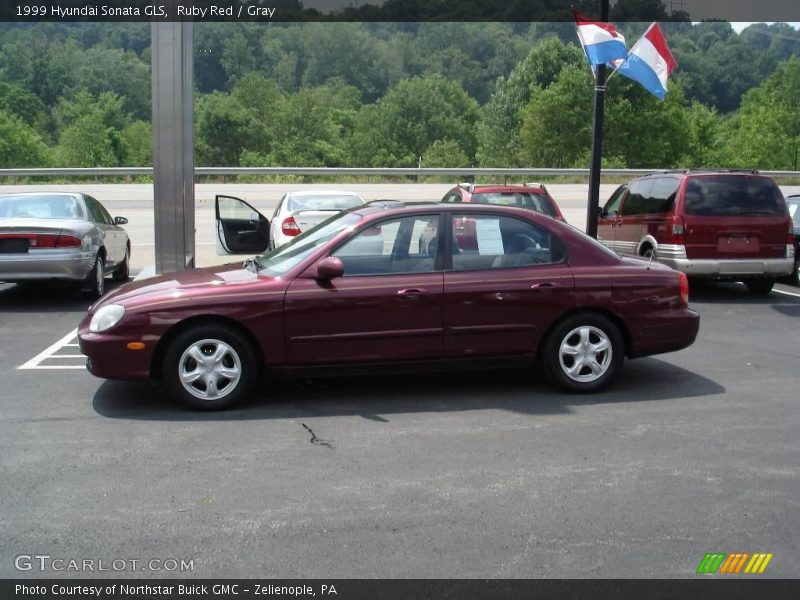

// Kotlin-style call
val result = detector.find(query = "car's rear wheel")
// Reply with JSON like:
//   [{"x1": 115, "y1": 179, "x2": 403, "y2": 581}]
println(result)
[
  {"x1": 792, "y1": 256, "x2": 800, "y2": 287},
  {"x1": 743, "y1": 278, "x2": 774, "y2": 295},
  {"x1": 163, "y1": 324, "x2": 257, "y2": 410},
  {"x1": 112, "y1": 245, "x2": 130, "y2": 282},
  {"x1": 82, "y1": 254, "x2": 105, "y2": 298},
  {"x1": 541, "y1": 313, "x2": 624, "y2": 393}
]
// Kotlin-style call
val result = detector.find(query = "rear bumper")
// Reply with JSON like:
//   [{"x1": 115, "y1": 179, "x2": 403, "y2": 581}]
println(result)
[
  {"x1": 629, "y1": 307, "x2": 700, "y2": 359},
  {"x1": 0, "y1": 251, "x2": 95, "y2": 282},
  {"x1": 656, "y1": 245, "x2": 792, "y2": 277}
]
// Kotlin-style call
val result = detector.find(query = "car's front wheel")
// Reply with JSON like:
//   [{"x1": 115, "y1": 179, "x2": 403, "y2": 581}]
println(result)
[
  {"x1": 82, "y1": 254, "x2": 105, "y2": 298},
  {"x1": 112, "y1": 245, "x2": 130, "y2": 282},
  {"x1": 163, "y1": 324, "x2": 258, "y2": 410},
  {"x1": 541, "y1": 313, "x2": 624, "y2": 393}
]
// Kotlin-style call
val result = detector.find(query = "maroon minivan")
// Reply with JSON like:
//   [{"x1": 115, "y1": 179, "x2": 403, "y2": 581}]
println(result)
[{"x1": 598, "y1": 171, "x2": 794, "y2": 294}]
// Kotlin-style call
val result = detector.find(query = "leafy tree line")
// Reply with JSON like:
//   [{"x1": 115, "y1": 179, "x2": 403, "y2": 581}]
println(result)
[{"x1": 0, "y1": 22, "x2": 799, "y2": 171}]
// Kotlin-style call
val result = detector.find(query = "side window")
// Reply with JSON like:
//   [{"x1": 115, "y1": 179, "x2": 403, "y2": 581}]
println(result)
[
  {"x1": 83, "y1": 196, "x2": 108, "y2": 224},
  {"x1": 442, "y1": 191, "x2": 461, "y2": 203},
  {"x1": 451, "y1": 214, "x2": 563, "y2": 271},
  {"x1": 621, "y1": 180, "x2": 655, "y2": 216},
  {"x1": 333, "y1": 215, "x2": 439, "y2": 276},
  {"x1": 603, "y1": 186, "x2": 627, "y2": 216},
  {"x1": 646, "y1": 178, "x2": 680, "y2": 214}
]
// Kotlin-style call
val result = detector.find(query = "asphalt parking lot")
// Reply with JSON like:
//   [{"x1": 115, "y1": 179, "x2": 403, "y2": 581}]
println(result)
[{"x1": 1, "y1": 274, "x2": 799, "y2": 578}]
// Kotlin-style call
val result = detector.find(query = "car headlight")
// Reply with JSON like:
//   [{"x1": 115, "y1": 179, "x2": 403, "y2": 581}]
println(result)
[{"x1": 89, "y1": 304, "x2": 126, "y2": 333}]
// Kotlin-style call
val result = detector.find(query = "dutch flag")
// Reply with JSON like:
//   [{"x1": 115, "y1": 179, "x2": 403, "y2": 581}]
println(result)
[
  {"x1": 613, "y1": 23, "x2": 678, "y2": 99},
  {"x1": 573, "y1": 11, "x2": 628, "y2": 66}
]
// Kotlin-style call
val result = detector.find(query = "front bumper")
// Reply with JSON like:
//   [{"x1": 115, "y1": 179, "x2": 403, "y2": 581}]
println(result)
[
  {"x1": 77, "y1": 326, "x2": 155, "y2": 381},
  {"x1": 0, "y1": 250, "x2": 95, "y2": 282}
]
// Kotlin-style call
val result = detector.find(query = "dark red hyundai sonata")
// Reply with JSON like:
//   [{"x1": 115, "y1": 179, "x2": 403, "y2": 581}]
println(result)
[{"x1": 78, "y1": 202, "x2": 699, "y2": 410}]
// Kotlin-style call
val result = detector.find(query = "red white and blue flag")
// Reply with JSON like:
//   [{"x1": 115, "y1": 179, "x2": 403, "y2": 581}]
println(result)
[
  {"x1": 612, "y1": 23, "x2": 677, "y2": 99},
  {"x1": 573, "y1": 10, "x2": 628, "y2": 66}
]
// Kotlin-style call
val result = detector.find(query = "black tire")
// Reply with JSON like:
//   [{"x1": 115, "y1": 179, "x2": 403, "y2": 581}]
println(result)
[
  {"x1": 82, "y1": 254, "x2": 105, "y2": 298},
  {"x1": 112, "y1": 245, "x2": 130, "y2": 282},
  {"x1": 163, "y1": 324, "x2": 258, "y2": 410},
  {"x1": 744, "y1": 278, "x2": 774, "y2": 295},
  {"x1": 540, "y1": 313, "x2": 624, "y2": 393},
  {"x1": 792, "y1": 256, "x2": 800, "y2": 287}
]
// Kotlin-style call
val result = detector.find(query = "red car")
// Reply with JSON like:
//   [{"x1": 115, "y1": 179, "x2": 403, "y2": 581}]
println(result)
[
  {"x1": 442, "y1": 183, "x2": 565, "y2": 251},
  {"x1": 78, "y1": 202, "x2": 699, "y2": 410},
  {"x1": 597, "y1": 170, "x2": 794, "y2": 294}
]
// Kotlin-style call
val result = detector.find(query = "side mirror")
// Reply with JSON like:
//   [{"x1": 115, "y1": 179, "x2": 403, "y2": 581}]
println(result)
[
  {"x1": 316, "y1": 256, "x2": 344, "y2": 280},
  {"x1": 114, "y1": 216, "x2": 128, "y2": 225}
]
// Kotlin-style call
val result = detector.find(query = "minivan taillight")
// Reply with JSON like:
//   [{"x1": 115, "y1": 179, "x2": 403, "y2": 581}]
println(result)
[
  {"x1": 281, "y1": 217, "x2": 301, "y2": 236},
  {"x1": 679, "y1": 272, "x2": 689, "y2": 307},
  {"x1": 671, "y1": 215, "x2": 685, "y2": 244}
]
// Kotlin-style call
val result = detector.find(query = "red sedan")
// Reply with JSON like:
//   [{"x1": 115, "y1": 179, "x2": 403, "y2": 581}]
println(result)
[{"x1": 78, "y1": 202, "x2": 699, "y2": 410}]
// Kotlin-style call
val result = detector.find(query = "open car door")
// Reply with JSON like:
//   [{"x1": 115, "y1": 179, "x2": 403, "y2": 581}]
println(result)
[{"x1": 215, "y1": 195, "x2": 270, "y2": 255}]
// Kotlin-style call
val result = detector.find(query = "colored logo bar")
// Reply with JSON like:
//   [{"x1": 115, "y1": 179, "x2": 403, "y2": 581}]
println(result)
[{"x1": 697, "y1": 553, "x2": 773, "y2": 574}]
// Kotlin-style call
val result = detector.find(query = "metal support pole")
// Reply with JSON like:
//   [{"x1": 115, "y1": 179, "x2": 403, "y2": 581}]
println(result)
[
  {"x1": 151, "y1": 10, "x2": 194, "y2": 273},
  {"x1": 585, "y1": 0, "x2": 610, "y2": 239}
]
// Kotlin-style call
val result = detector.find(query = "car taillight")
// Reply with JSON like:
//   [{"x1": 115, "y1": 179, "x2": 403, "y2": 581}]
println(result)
[
  {"x1": 281, "y1": 217, "x2": 301, "y2": 236},
  {"x1": 671, "y1": 215, "x2": 685, "y2": 244},
  {"x1": 679, "y1": 272, "x2": 689, "y2": 307},
  {"x1": 788, "y1": 220, "x2": 795, "y2": 259},
  {"x1": 27, "y1": 234, "x2": 82, "y2": 248}
]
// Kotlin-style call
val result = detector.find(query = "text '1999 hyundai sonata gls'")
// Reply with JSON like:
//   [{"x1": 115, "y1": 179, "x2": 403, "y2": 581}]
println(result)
[{"x1": 78, "y1": 202, "x2": 699, "y2": 410}]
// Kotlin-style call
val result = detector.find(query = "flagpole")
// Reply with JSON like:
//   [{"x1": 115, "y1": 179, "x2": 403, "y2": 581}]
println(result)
[{"x1": 585, "y1": 0, "x2": 609, "y2": 239}]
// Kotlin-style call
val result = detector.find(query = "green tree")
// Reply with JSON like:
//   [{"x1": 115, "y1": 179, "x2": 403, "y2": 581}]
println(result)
[
  {"x1": 351, "y1": 75, "x2": 479, "y2": 167},
  {"x1": 421, "y1": 139, "x2": 471, "y2": 168},
  {"x1": 121, "y1": 120, "x2": 152, "y2": 166},
  {"x1": 0, "y1": 110, "x2": 51, "y2": 167},
  {"x1": 477, "y1": 38, "x2": 584, "y2": 167}
]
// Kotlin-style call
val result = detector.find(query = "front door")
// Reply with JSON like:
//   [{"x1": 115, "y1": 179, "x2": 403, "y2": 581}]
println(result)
[
  {"x1": 215, "y1": 195, "x2": 270, "y2": 254},
  {"x1": 284, "y1": 214, "x2": 445, "y2": 364}
]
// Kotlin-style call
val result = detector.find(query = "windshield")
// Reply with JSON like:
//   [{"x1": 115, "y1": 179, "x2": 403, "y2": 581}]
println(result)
[
  {"x1": 256, "y1": 212, "x2": 362, "y2": 276},
  {"x1": 471, "y1": 192, "x2": 557, "y2": 217},
  {"x1": 683, "y1": 176, "x2": 785, "y2": 217},
  {"x1": 287, "y1": 194, "x2": 364, "y2": 212},
  {"x1": 0, "y1": 194, "x2": 83, "y2": 220}
]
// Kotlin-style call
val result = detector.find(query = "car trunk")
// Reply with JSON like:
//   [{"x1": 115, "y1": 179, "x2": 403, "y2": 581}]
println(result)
[
  {"x1": 0, "y1": 219, "x2": 74, "y2": 253},
  {"x1": 292, "y1": 210, "x2": 340, "y2": 233}
]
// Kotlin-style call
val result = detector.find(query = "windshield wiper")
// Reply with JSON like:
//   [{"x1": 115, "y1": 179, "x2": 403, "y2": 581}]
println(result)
[{"x1": 242, "y1": 256, "x2": 263, "y2": 271}]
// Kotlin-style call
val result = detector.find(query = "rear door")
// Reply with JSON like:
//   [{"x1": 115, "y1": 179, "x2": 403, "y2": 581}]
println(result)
[
  {"x1": 215, "y1": 195, "x2": 270, "y2": 255},
  {"x1": 443, "y1": 212, "x2": 574, "y2": 357},
  {"x1": 680, "y1": 175, "x2": 789, "y2": 259}
]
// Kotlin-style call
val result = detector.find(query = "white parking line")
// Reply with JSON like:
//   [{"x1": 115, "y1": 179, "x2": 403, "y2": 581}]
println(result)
[
  {"x1": 773, "y1": 288, "x2": 800, "y2": 299},
  {"x1": 18, "y1": 328, "x2": 86, "y2": 371}
]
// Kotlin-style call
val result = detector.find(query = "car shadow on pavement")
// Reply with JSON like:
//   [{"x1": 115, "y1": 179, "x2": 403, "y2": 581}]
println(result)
[
  {"x1": 690, "y1": 280, "x2": 800, "y2": 305},
  {"x1": 92, "y1": 357, "x2": 724, "y2": 421},
  {"x1": 0, "y1": 280, "x2": 128, "y2": 312}
]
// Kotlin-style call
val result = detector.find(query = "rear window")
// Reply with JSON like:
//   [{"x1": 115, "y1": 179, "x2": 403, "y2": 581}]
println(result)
[
  {"x1": 470, "y1": 192, "x2": 557, "y2": 217},
  {"x1": 0, "y1": 194, "x2": 83, "y2": 220},
  {"x1": 683, "y1": 176, "x2": 785, "y2": 217},
  {"x1": 288, "y1": 195, "x2": 363, "y2": 212}
]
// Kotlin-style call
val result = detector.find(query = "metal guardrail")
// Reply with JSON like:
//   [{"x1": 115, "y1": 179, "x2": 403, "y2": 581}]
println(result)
[{"x1": 1, "y1": 167, "x2": 799, "y2": 179}]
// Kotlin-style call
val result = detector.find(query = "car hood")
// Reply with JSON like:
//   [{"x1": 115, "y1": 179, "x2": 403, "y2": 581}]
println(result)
[{"x1": 93, "y1": 262, "x2": 279, "y2": 310}]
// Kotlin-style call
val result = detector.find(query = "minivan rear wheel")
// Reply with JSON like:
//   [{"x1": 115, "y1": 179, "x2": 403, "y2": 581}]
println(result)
[{"x1": 743, "y1": 278, "x2": 774, "y2": 295}]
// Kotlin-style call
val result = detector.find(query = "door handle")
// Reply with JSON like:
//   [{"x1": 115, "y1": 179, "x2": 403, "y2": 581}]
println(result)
[
  {"x1": 530, "y1": 282, "x2": 555, "y2": 289},
  {"x1": 397, "y1": 288, "x2": 429, "y2": 299}
]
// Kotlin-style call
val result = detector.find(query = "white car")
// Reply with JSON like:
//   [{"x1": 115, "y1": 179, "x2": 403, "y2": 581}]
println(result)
[{"x1": 269, "y1": 190, "x2": 366, "y2": 249}]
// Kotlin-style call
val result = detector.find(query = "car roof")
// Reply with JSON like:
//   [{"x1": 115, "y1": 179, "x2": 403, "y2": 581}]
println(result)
[
  {"x1": 287, "y1": 190, "x2": 363, "y2": 198},
  {"x1": 353, "y1": 200, "x2": 558, "y2": 220},
  {"x1": 469, "y1": 185, "x2": 547, "y2": 192},
  {"x1": 0, "y1": 192, "x2": 83, "y2": 200}
]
